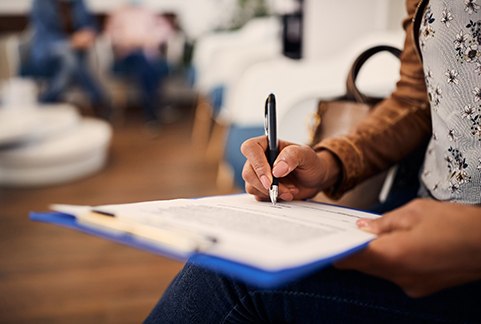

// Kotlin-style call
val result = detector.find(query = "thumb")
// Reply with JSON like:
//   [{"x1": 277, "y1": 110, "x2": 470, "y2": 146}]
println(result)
[
  {"x1": 272, "y1": 144, "x2": 316, "y2": 178},
  {"x1": 357, "y1": 207, "x2": 418, "y2": 235}
]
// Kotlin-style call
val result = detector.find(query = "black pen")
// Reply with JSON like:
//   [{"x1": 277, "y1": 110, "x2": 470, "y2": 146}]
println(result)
[{"x1": 264, "y1": 93, "x2": 279, "y2": 205}]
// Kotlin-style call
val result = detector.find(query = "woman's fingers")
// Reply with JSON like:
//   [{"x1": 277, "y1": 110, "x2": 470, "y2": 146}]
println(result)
[
  {"x1": 243, "y1": 161, "x2": 300, "y2": 201},
  {"x1": 242, "y1": 161, "x2": 268, "y2": 195},
  {"x1": 241, "y1": 136, "x2": 272, "y2": 190}
]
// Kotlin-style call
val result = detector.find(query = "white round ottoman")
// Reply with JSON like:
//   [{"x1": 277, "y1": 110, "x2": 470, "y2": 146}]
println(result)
[
  {"x1": 0, "y1": 117, "x2": 112, "y2": 187},
  {"x1": 0, "y1": 108, "x2": 42, "y2": 146}
]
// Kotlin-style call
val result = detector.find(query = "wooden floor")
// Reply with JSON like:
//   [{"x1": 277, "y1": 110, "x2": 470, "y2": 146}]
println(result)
[{"x1": 0, "y1": 106, "x2": 237, "y2": 323}]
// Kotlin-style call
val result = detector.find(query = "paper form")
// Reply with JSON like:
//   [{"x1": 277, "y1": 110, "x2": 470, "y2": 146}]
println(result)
[{"x1": 85, "y1": 194, "x2": 379, "y2": 271}]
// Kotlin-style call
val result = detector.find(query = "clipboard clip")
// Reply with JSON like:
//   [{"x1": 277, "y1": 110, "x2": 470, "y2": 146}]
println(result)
[{"x1": 79, "y1": 210, "x2": 218, "y2": 254}]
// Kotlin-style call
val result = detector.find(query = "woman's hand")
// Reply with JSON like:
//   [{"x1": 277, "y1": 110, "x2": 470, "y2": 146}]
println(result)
[
  {"x1": 336, "y1": 199, "x2": 481, "y2": 297},
  {"x1": 71, "y1": 29, "x2": 96, "y2": 49},
  {"x1": 241, "y1": 136, "x2": 341, "y2": 201}
]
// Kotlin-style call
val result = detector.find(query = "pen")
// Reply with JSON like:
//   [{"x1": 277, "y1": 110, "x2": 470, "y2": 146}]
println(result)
[{"x1": 264, "y1": 93, "x2": 279, "y2": 205}]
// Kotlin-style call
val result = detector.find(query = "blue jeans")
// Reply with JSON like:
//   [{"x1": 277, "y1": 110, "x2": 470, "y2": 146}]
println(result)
[
  {"x1": 34, "y1": 44, "x2": 107, "y2": 106},
  {"x1": 145, "y1": 262, "x2": 481, "y2": 323},
  {"x1": 112, "y1": 51, "x2": 169, "y2": 122}
]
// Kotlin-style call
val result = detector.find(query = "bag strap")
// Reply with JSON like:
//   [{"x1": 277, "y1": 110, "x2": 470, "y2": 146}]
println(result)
[{"x1": 346, "y1": 45, "x2": 402, "y2": 105}]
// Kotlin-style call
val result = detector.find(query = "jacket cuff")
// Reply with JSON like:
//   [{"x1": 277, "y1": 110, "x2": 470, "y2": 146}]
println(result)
[{"x1": 313, "y1": 136, "x2": 364, "y2": 199}]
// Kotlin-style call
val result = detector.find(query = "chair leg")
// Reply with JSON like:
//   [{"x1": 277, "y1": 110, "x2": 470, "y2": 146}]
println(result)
[
  {"x1": 205, "y1": 120, "x2": 228, "y2": 163},
  {"x1": 110, "y1": 87, "x2": 128, "y2": 126},
  {"x1": 191, "y1": 95, "x2": 214, "y2": 154},
  {"x1": 216, "y1": 160, "x2": 236, "y2": 192}
]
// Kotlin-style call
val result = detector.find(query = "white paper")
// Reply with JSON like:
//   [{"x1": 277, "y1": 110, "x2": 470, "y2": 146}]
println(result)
[{"x1": 86, "y1": 194, "x2": 379, "y2": 271}]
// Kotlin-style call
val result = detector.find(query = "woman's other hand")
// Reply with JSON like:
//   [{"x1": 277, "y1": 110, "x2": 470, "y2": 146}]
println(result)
[{"x1": 336, "y1": 199, "x2": 481, "y2": 297}]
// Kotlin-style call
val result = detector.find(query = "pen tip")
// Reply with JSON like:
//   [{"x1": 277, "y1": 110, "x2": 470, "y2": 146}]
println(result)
[{"x1": 269, "y1": 186, "x2": 279, "y2": 206}]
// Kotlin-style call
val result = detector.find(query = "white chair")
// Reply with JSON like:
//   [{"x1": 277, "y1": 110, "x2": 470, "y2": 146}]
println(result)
[
  {"x1": 190, "y1": 17, "x2": 282, "y2": 155},
  {"x1": 193, "y1": 16, "x2": 282, "y2": 93},
  {"x1": 222, "y1": 30, "x2": 404, "y2": 128},
  {"x1": 1, "y1": 33, "x2": 22, "y2": 81}
]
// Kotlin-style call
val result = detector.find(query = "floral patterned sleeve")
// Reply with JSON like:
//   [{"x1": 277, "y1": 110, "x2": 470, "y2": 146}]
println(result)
[
  {"x1": 415, "y1": 0, "x2": 481, "y2": 204},
  {"x1": 313, "y1": 0, "x2": 432, "y2": 199}
]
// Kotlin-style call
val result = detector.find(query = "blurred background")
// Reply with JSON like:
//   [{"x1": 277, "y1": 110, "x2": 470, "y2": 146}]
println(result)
[{"x1": 0, "y1": 0, "x2": 405, "y2": 322}]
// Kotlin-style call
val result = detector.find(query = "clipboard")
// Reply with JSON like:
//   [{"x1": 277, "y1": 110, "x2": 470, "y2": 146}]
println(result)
[
  {"x1": 29, "y1": 195, "x2": 376, "y2": 288},
  {"x1": 30, "y1": 211, "x2": 369, "y2": 288}
]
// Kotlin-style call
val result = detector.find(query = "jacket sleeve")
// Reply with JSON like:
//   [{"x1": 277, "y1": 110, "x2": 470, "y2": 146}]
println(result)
[
  {"x1": 314, "y1": 0, "x2": 431, "y2": 198},
  {"x1": 30, "y1": 0, "x2": 68, "y2": 61},
  {"x1": 75, "y1": 0, "x2": 98, "y2": 32}
]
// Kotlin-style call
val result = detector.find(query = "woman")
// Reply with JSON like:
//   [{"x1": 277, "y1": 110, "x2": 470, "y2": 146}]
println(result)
[
  {"x1": 145, "y1": 1, "x2": 481, "y2": 322},
  {"x1": 104, "y1": 1, "x2": 173, "y2": 125}
]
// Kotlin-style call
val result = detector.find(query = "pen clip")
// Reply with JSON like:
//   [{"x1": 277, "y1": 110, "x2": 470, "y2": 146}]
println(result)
[
  {"x1": 264, "y1": 93, "x2": 277, "y2": 151},
  {"x1": 264, "y1": 96, "x2": 269, "y2": 137}
]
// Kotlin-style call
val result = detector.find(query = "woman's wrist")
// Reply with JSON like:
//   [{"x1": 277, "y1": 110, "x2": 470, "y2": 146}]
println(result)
[{"x1": 316, "y1": 149, "x2": 343, "y2": 191}]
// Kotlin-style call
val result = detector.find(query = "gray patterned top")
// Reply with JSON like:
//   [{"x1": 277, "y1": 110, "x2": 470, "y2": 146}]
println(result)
[{"x1": 419, "y1": 0, "x2": 481, "y2": 204}]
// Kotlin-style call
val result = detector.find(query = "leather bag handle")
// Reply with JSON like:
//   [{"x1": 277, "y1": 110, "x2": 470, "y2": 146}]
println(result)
[{"x1": 346, "y1": 45, "x2": 402, "y2": 105}]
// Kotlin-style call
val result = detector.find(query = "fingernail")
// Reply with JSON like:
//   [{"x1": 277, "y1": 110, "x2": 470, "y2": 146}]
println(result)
[
  {"x1": 279, "y1": 192, "x2": 293, "y2": 201},
  {"x1": 356, "y1": 219, "x2": 372, "y2": 230},
  {"x1": 273, "y1": 161, "x2": 289, "y2": 177},
  {"x1": 260, "y1": 175, "x2": 271, "y2": 190},
  {"x1": 285, "y1": 185, "x2": 299, "y2": 195}
]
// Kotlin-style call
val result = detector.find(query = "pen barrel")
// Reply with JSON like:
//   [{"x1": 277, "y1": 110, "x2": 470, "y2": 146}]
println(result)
[
  {"x1": 272, "y1": 177, "x2": 279, "y2": 186},
  {"x1": 265, "y1": 93, "x2": 278, "y2": 188},
  {"x1": 266, "y1": 145, "x2": 279, "y2": 186},
  {"x1": 266, "y1": 146, "x2": 278, "y2": 167}
]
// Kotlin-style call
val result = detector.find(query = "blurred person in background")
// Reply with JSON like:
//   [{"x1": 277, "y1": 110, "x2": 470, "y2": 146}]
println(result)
[
  {"x1": 145, "y1": 0, "x2": 481, "y2": 322},
  {"x1": 105, "y1": 0, "x2": 176, "y2": 128},
  {"x1": 27, "y1": 0, "x2": 111, "y2": 119}
]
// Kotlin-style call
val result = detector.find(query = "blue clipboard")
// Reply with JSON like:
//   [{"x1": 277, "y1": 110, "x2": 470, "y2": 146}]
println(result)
[{"x1": 30, "y1": 211, "x2": 369, "y2": 288}]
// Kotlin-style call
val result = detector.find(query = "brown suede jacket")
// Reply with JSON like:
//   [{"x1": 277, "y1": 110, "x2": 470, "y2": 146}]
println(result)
[{"x1": 314, "y1": 0, "x2": 431, "y2": 198}]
